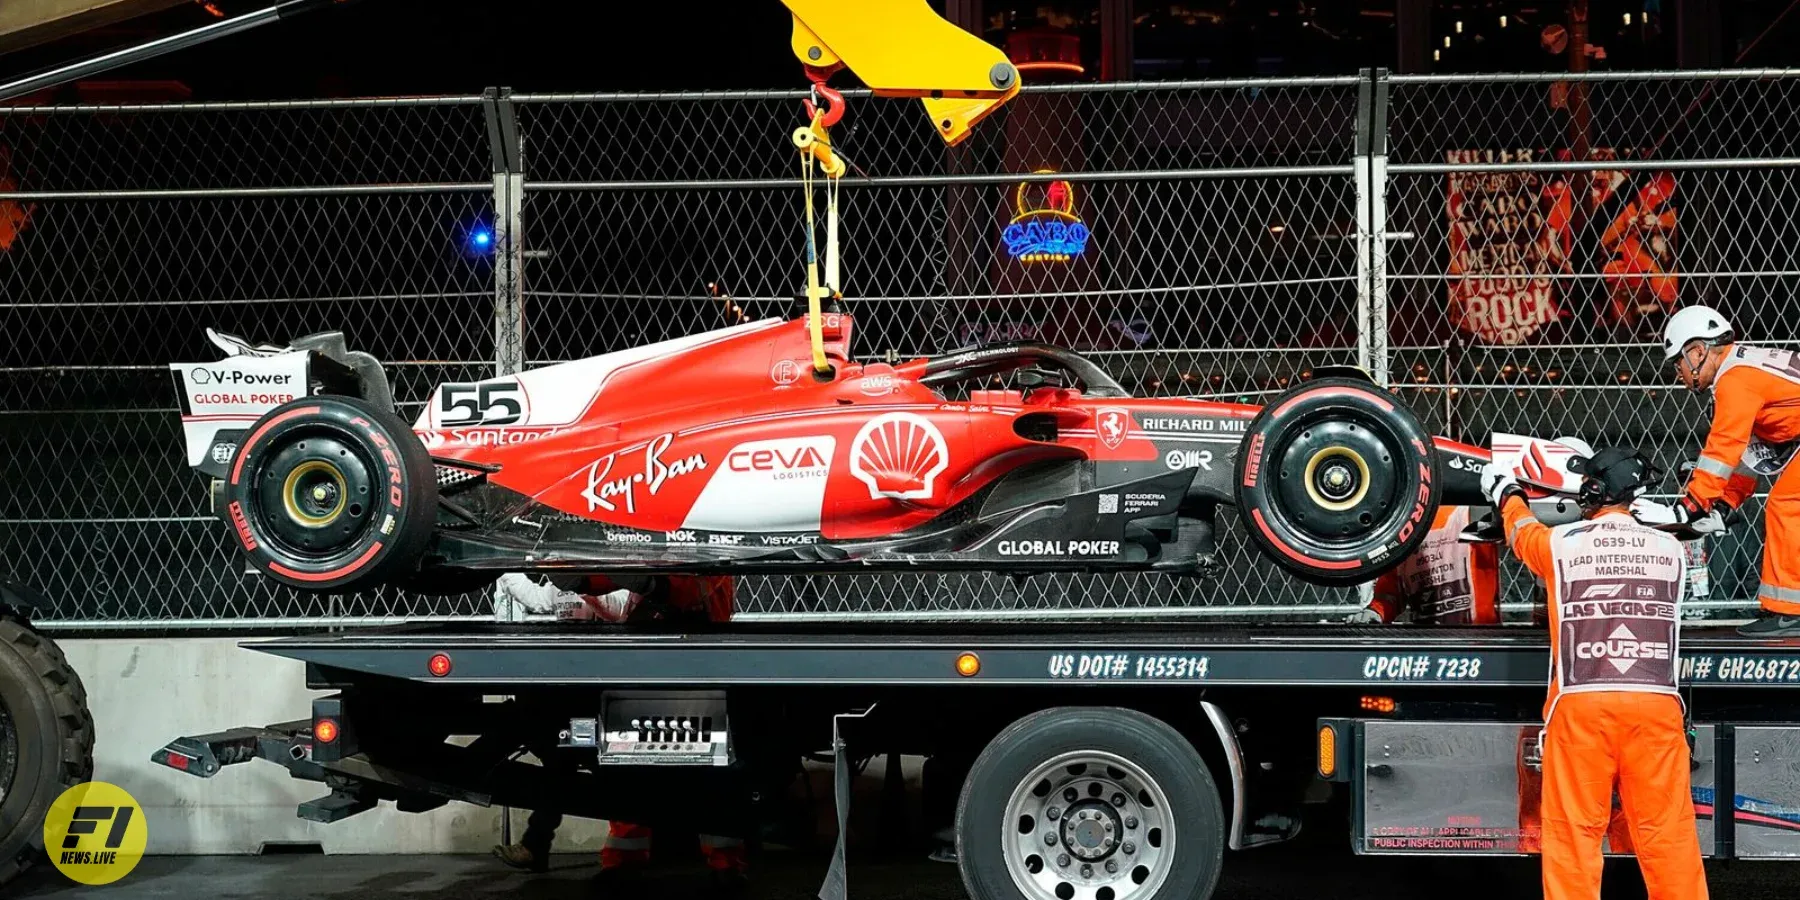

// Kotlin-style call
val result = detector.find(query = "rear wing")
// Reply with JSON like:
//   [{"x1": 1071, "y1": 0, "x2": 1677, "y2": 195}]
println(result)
[
  {"x1": 169, "y1": 329, "x2": 393, "y2": 479},
  {"x1": 169, "y1": 349, "x2": 309, "y2": 476}
]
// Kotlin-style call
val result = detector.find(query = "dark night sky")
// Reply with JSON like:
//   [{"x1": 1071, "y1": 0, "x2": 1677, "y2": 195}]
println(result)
[
  {"x1": 1, "y1": 0, "x2": 804, "y2": 101},
  {"x1": 6, "y1": 1, "x2": 1800, "y2": 102}
]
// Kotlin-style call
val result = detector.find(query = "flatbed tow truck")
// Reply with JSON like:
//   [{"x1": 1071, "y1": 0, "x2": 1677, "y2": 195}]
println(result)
[{"x1": 152, "y1": 620, "x2": 1800, "y2": 900}]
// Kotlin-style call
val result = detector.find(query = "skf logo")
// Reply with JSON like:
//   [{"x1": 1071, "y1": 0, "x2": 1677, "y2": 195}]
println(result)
[{"x1": 44, "y1": 782, "x2": 148, "y2": 885}]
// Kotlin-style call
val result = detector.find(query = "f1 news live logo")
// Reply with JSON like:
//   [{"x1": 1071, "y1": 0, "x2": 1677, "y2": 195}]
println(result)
[{"x1": 43, "y1": 781, "x2": 147, "y2": 885}]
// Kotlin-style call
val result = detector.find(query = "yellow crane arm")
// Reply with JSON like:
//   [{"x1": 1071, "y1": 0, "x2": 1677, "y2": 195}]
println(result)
[{"x1": 782, "y1": 0, "x2": 1020, "y2": 145}]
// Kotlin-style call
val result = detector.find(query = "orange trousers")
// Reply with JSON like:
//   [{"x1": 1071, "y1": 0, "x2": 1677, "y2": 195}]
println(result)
[
  {"x1": 1759, "y1": 463, "x2": 1800, "y2": 616},
  {"x1": 599, "y1": 821, "x2": 746, "y2": 873},
  {"x1": 1541, "y1": 693, "x2": 1707, "y2": 900}
]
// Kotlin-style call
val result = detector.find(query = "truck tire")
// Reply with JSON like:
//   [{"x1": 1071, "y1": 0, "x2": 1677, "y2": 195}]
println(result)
[
  {"x1": 223, "y1": 395, "x2": 437, "y2": 592},
  {"x1": 1234, "y1": 377, "x2": 1442, "y2": 586},
  {"x1": 0, "y1": 611, "x2": 95, "y2": 887},
  {"x1": 956, "y1": 707, "x2": 1224, "y2": 900}
]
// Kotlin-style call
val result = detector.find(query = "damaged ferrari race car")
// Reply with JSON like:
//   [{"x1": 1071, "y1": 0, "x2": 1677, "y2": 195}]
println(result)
[{"x1": 171, "y1": 314, "x2": 1492, "y2": 594}]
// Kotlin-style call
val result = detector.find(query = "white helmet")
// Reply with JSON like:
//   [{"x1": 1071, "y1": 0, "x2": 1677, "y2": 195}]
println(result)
[
  {"x1": 1662, "y1": 305, "x2": 1735, "y2": 360},
  {"x1": 1554, "y1": 436, "x2": 1595, "y2": 458}
]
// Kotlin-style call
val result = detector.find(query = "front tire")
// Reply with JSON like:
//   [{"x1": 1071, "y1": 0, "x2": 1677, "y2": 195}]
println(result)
[
  {"x1": 957, "y1": 707, "x2": 1225, "y2": 900},
  {"x1": 223, "y1": 395, "x2": 436, "y2": 592},
  {"x1": 1233, "y1": 377, "x2": 1442, "y2": 586},
  {"x1": 0, "y1": 599, "x2": 94, "y2": 887}
]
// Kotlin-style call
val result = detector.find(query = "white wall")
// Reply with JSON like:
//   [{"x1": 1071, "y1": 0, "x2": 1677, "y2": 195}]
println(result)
[{"x1": 57, "y1": 637, "x2": 609, "y2": 855}]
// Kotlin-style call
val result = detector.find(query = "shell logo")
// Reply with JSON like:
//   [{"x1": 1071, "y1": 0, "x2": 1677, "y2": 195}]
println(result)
[{"x1": 849, "y1": 412, "x2": 950, "y2": 501}]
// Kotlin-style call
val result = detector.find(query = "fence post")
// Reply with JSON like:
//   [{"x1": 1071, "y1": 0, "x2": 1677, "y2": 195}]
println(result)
[
  {"x1": 1353, "y1": 69, "x2": 1375, "y2": 378},
  {"x1": 1353, "y1": 68, "x2": 1392, "y2": 389},
  {"x1": 485, "y1": 87, "x2": 526, "y2": 377},
  {"x1": 1367, "y1": 69, "x2": 1391, "y2": 389}
]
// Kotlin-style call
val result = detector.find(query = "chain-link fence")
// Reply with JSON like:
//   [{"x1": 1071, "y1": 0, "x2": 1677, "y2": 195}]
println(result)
[
  {"x1": 1381, "y1": 69, "x2": 1800, "y2": 615},
  {"x1": 3, "y1": 70, "x2": 1790, "y2": 628}
]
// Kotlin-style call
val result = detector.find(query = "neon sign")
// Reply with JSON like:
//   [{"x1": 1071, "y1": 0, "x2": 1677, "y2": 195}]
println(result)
[{"x1": 1002, "y1": 171, "x2": 1090, "y2": 263}]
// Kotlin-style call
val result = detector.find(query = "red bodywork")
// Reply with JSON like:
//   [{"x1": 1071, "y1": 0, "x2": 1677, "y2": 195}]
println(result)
[{"x1": 415, "y1": 315, "x2": 1261, "y2": 541}]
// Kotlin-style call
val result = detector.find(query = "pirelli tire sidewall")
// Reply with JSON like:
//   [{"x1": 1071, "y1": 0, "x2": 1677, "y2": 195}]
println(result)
[
  {"x1": 223, "y1": 395, "x2": 436, "y2": 592},
  {"x1": 1233, "y1": 377, "x2": 1442, "y2": 587}
]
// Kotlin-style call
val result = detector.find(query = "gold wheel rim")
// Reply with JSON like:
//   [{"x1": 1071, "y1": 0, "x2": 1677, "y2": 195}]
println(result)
[
  {"x1": 1303, "y1": 447, "x2": 1371, "y2": 512},
  {"x1": 281, "y1": 460, "x2": 348, "y2": 527}
]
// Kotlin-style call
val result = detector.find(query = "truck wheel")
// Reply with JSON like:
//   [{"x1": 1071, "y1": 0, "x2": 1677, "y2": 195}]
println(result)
[
  {"x1": 1234, "y1": 377, "x2": 1442, "y2": 586},
  {"x1": 0, "y1": 611, "x2": 95, "y2": 887},
  {"x1": 957, "y1": 707, "x2": 1224, "y2": 900},
  {"x1": 223, "y1": 395, "x2": 437, "y2": 592}
]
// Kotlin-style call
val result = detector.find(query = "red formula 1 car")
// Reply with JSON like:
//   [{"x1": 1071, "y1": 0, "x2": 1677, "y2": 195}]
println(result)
[{"x1": 171, "y1": 314, "x2": 1490, "y2": 594}]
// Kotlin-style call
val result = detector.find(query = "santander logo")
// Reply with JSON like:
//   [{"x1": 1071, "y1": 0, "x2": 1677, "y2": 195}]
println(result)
[{"x1": 850, "y1": 412, "x2": 950, "y2": 501}]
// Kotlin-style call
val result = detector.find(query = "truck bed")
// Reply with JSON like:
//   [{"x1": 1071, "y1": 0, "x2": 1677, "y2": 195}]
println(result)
[{"x1": 250, "y1": 622, "x2": 1800, "y2": 689}]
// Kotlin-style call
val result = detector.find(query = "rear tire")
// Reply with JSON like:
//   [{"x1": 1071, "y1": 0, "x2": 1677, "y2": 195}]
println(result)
[
  {"x1": 956, "y1": 707, "x2": 1225, "y2": 900},
  {"x1": 1233, "y1": 377, "x2": 1442, "y2": 586},
  {"x1": 223, "y1": 395, "x2": 436, "y2": 592},
  {"x1": 0, "y1": 600, "x2": 94, "y2": 887}
]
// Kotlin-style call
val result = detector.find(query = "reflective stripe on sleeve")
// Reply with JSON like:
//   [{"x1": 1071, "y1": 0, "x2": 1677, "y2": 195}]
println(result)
[
  {"x1": 1759, "y1": 584, "x2": 1800, "y2": 604},
  {"x1": 1509, "y1": 515, "x2": 1540, "y2": 543},
  {"x1": 1695, "y1": 454, "x2": 1736, "y2": 479}
]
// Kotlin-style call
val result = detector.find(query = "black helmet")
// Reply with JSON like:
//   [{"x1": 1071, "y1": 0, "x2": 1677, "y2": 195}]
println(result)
[{"x1": 1571, "y1": 447, "x2": 1663, "y2": 509}]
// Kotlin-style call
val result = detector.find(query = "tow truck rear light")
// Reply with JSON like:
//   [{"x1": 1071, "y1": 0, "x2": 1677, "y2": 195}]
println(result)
[
  {"x1": 428, "y1": 653, "x2": 453, "y2": 677},
  {"x1": 1317, "y1": 725, "x2": 1337, "y2": 778},
  {"x1": 1359, "y1": 695, "x2": 1397, "y2": 714},
  {"x1": 1316, "y1": 717, "x2": 1352, "y2": 782},
  {"x1": 314, "y1": 718, "x2": 339, "y2": 744},
  {"x1": 955, "y1": 652, "x2": 981, "y2": 677}
]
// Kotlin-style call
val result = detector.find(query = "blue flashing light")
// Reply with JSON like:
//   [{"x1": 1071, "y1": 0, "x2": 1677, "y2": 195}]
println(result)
[{"x1": 471, "y1": 227, "x2": 493, "y2": 250}]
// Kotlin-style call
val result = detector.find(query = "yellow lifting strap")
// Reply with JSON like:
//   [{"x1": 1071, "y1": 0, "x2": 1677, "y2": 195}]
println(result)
[
  {"x1": 782, "y1": 0, "x2": 1021, "y2": 145},
  {"x1": 795, "y1": 115, "x2": 839, "y2": 375}
]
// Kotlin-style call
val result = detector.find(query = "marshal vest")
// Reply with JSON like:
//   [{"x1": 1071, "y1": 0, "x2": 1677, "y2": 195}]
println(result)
[
  {"x1": 1547, "y1": 515, "x2": 1685, "y2": 717},
  {"x1": 1393, "y1": 506, "x2": 1478, "y2": 624}
]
